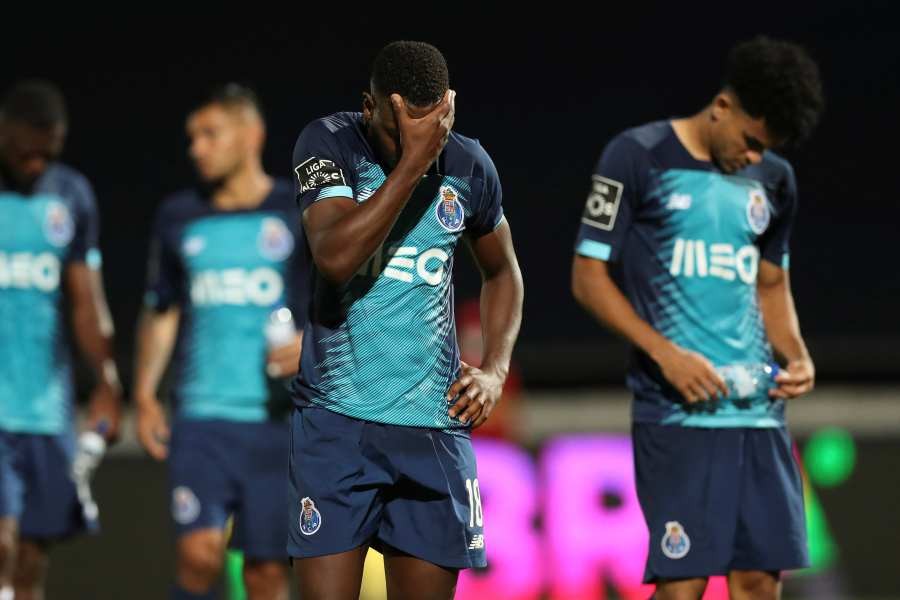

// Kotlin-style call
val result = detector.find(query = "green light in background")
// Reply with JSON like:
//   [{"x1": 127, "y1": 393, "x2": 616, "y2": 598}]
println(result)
[
  {"x1": 803, "y1": 427, "x2": 856, "y2": 488},
  {"x1": 225, "y1": 550, "x2": 247, "y2": 600}
]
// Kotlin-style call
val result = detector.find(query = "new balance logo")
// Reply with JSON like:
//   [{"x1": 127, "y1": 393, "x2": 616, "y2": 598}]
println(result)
[
  {"x1": 669, "y1": 239, "x2": 759, "y2": 284},
  {"x1": 666, "y1": 193, "x2": 692, "y2": 210},
  {"x1": 468, "y1": 534, "x2": 485, "y2": 550}
]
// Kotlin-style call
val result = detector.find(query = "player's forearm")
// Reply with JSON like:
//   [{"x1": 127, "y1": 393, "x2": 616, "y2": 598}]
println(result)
[
  {"x1": 68, "y1": 266, "x2": 120, "y2": 390},
  {"x1": 571, "y1": 258, "x2": 673, "y2": 362},
  {"x1": 133, "y1": 308, "x2": 179, "y2": 406},
  {"x1": 478, "y1": 261, "x2": 523, "y2": 380},
  {"x1": 758, "y1": 278, "x2": 810, "y2": 363},
  {"x1": 313, "y1": 159, "x2": 424, "y2": 284},
  {"x1": 71, "y1": 296, "x2": 120, "y2": 390}
]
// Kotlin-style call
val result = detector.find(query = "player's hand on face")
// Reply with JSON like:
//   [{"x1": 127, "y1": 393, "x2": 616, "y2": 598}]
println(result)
[
  {"x1": 656, "y1": 342, "x2": 729, "y2": 404},
  {"x1": 87, "y1": 381, "x2": 122, "y2": 444},
  {"x1": 391, "y1": 89, "x2": 455, "y2": 174},
  {"x1": 769, "y1": 357, "x2": 815, "y2": 399},
  {"x1": 447, "y1": 360, "x2": 504, "y2": 428},
  {"x1": 136, "y1": 397, "x2": 170, "y2": 461},
  {"x1": 266, "y1": 334, "x2": 303, "y2": 378}
]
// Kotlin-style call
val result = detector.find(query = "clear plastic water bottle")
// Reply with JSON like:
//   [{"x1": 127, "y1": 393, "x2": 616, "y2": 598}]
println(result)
[
  {"x1": 716, "y1": 362, "x2": 780, "y2": 401},
  {"x1": 264, "y1": 306, "x2": 296, "y2": 349},
  {"x1": 72, "y1": 421, "x2": 108, "y2": 525}
]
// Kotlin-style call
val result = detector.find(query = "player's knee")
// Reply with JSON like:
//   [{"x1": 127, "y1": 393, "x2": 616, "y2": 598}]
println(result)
[
  {"x1": 243, "y1": 560, "x2": 286, "y2": 598},
  {"x1": 729, "y1": 570, "x2": 779, "y2": 598},
  {"x1": 12, "y1": 542, "x2": 48, "y2": 591},
  {"x1": 0, "y1": 530, "x2": 15, "y2": 573},
  {"x1": 177, "y1": 535, "x2": 223, "y2": 586}
]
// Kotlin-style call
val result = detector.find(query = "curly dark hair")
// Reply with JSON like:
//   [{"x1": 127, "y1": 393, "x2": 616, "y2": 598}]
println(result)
[
  {"x1": 1, "y1": 79, "x2": 67, "y2": 129},
  {"x1": 724, "y1": 36, "x2": 824, "y2": 145},
  {"x1": 371, "y1": 41, "x2": 449, "y2": 107}
]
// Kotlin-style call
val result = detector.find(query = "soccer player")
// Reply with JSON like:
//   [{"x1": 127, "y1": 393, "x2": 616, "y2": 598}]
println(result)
[
  {"x1": 288, "y1": 41, "x2": 524, "y2": 600},
  {"x1": 571, "y1": 37, "x2": 824, "y2": 600},
  {"x1": 134, "y1": 84, "x2": 304, "y2": 600},
  {"x1": 0, "y1": 80, "x2": 122, "y2": 600}
]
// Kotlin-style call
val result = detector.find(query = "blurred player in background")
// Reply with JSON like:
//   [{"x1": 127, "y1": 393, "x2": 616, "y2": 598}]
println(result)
[
  {"x1": 288, "y1": 41, "x2": 523, "y2": 600},
  {"x1": 134, "y1": 84, "x2": 304, "y2": 600},
  {"x1": 0, "y1": 80, "x2": 122, "y2": 600},
  {"x1": 572, "y1": 37, "x2": 824, "y2": 600}
]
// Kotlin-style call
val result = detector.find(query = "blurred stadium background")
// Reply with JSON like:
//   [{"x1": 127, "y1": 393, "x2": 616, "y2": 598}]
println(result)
[{"x1": 4, "y1": 6, "x2": 898, "y2": 599}]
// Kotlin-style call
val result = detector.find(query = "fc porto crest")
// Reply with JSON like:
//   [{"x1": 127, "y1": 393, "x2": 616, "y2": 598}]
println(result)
[
  {"x1": 44, "y1": 201, "x2": 74, "y2": 247},
  {"x1": 299, "y1": 497, "x2": 322, "y2": 536},
  {"x1": 661, "y1": 521, "x2": 691, "y2": 559},
  {"x1": 172, "y1": 486, "x2": 201, "y2": 525},
  {"x1": 435, "y1": 186, "x2": 465, "y2": 232},
  {"x1": 746, "y1": 189, "x2": 771, "y2": 235},
  {"x1": 258, "y1": 217, "x2": 294, "y2": 261}
]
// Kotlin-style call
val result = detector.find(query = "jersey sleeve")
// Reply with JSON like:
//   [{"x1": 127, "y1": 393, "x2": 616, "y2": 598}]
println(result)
[
  {"x1": 466, "y1": 144, "x2": 505, "y2": 238},
  {"x1": 757, "y1": 163, "x2": 798, "y2": 270},
  {"x1": 143, "y1": 204, "x2": 185, "y2": 312},
  {"x1": 573, "y1": 134, "x2": 648, "y2": 262},
  {"x1": 68, "y1": 175, "x2": 102, "y2": 269},
  {"x1": 292, "y1": 119, "x2": 354, "y2": 213}
]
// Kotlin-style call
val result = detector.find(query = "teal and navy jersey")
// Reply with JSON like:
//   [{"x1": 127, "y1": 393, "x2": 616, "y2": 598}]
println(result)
[
  {"x1": 144, "y1": 179, "x2": 306, "y2": 422},
  {"x1": 575, "y1": 121, "x2": 797, "y2": 428},
  {"x1": 289, "y1": 112, "x2": 504, "y2": 429},
  {"x1": 0, "y1": 164, "x2": 101, "y2": 435}
]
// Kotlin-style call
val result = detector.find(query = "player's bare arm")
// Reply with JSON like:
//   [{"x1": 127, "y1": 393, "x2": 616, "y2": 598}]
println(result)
[
  {"x1": 757, "y1": 259, "x2": 815, "y2": 399},
  {"x1": 572, "y1": 255, "x2": 728, "y2": 403},
  {"x1": 303, "y1": 90, "x2": 456, "y2": 285},
  {"x1": 447, "y1": 219, "x2": 523, "y2": 427},
  {"x1": 66, "y1": 262, "x2": 122, "y2": 442},
  {"x1": 133, "y1": 307, "x2": 180, "y2": 460}
]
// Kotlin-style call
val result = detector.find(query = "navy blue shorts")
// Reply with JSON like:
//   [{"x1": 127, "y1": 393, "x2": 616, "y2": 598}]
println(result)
[
  {"x1": 0, "y1": 429, "x2": 91, "y2": 540},
  {"x1": 288, "y1": 407, "x2": 486, "y2": 570},
  {"x1": 169, "y1": 418, "x2": 289, "y2": 560},
  {"x1": 633, "y1": 423, "x2": 808, "y2": 582}
]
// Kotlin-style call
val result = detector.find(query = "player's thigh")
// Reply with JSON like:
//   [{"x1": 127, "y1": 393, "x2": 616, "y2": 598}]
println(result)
[
  {"x1": 0, "y1": 518, "x2": 17, "y2": 560},
  {"x1": 231, "y1": 421, "x2": 289, "y2": 562},
  {"x1": 377, "y1": 428, "x2": 485, "y2": 571},
  {"x1": 732, "y1": 428, "x2": 808, "y2": 573},
  {"x1": 169, "y1": 421, "x2": 235, "y2": 536},
  {"x1": 293, "y1": 546, "x2": 368, "y2": 600},
  {"x1": 654, "y1": 577, "x2": 709, "y2": 600},
  {"x1": 383, "y1": 547, "x2": 458, "y2": 600},
  {"x1": 728, "y1": 570, "x2": 780, "y2": 600}
]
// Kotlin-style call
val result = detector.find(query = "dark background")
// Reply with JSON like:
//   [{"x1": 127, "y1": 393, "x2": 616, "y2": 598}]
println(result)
[{"x1": 4, "y1": 6, "x2": 898, "y2": 387}]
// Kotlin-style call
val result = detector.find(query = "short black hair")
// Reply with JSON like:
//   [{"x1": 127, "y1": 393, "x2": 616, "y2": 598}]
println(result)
[
  {"x1": 371, "y1": 41, "x2": 449, "y2": 107},
  {"x1": 724, "y1": 36, "x2": 824, "y2": 145},
  {"x1": 0, "y1": 79, "x2": 68, "y2": 129},
  {"x1": 193, "y1": 83, "x2": 264, "y2": 122}
]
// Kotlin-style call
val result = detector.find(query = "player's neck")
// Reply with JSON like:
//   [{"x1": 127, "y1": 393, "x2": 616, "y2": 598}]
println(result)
[
  {"x1": 671, "y1": 111, "x2": 713, "y2": 162},
  {"x1": 212, "y1": 163, "x2": 273, "y2": 211}
]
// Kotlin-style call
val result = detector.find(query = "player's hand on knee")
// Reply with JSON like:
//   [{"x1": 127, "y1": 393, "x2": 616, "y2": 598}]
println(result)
[
  {"x1": 770, "y1": 357, "x2": 815, "y2": 399},
  {"x1": 447, "y1": 361, "x2": 504, "y2": 427},
  {"x1": 391, "y1": 89, "x2": 456, "y2": 173},
  {"x1": 135, "y1": 397, "x2": 170, "y2": 461},
  {"x1": 656, "y1": 343, "x2": 728, "y2": 403}
]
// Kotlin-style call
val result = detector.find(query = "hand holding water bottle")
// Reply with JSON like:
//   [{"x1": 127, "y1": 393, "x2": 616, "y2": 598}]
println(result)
[
  {"x1": 265, "y1": 307, "x2": 303, "y2": 379},
  {"x1": 769, "y1": 356, "x2": 815, "y2": 399},
  {"x1": 653, "y1": 341, "x2": 729, "y2": 403}
]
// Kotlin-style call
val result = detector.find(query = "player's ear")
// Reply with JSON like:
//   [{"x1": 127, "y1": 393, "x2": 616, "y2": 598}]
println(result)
[
  {"x1": 362, "y1": 92, "x2": 376, "y2": 122},
  {"x1": 711, "y1": 91, "x2": 733, "y2": 122}
]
